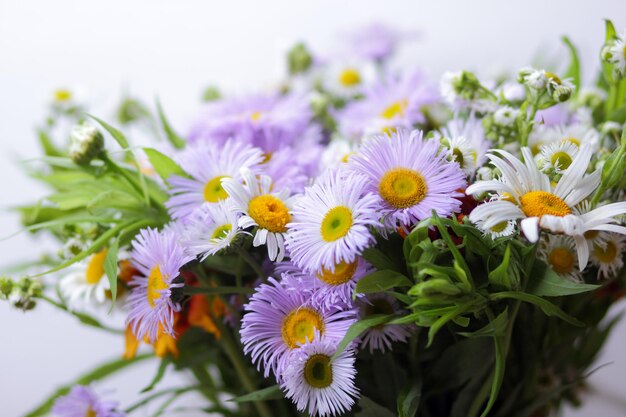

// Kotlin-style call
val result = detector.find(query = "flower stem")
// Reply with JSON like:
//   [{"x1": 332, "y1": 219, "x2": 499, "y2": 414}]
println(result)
[{"x1": 237, "y1": 247, "x2": 267, "y2": 280}]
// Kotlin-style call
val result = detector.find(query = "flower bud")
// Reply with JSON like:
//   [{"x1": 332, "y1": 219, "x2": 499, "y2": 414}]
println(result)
[
  {"x1": 69, "y1": 123, "x2": 104, "y2": 166},
  {"x1": 287, "y1": 43, "x2": 313, "y2": 75},
  {"x1": 493, "y1": 106, "x2": 519, "y2": 127},
  {"x1": 410, "y1": 278, "x2": 463, "y2": 299},
  {"x1": 202, "y1": 86, "x2": 221, "y2": 102},
  {"x1": 552, "y1": 84, "x2": 573, "y2": 102},
  {"x1": 0, "y1": 276, "x2": 13, "y2": 299}
]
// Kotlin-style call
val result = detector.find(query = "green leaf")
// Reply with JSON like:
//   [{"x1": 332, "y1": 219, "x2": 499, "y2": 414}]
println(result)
[
  {"x1": 229, "y1": 385, "x2": 283, "y2": 403},
  {"x1": 141, "y1": 358, "x2": 171, "y2": 393},
  {"x1": 24, "y1": 354, "x2": 152, "y2": 417},
  {"x1": 332, "y1": 314, "x2": 393, "y2": 358},
  {"x1": 143, "y1": 147, "x2": 188, "y2": 182},
  {"x1": 488, "y1": 244, "x2": 512, "y2": 290},
  {"x1": 37, "y1": 130, "x2": 64, "y2": 157},
  {"x1": 605, "y1": 19, "x2": 617, "y2": 43},
  {"x1": 459, "y1": 308, "x2": 508, "y2": 338},
  {"x1": 397, "y1": 379, "x2": 422, "y2": 417},
  {"x1": 479, "y1": 312, "x2": 506, "y2": 417},
  {"x1": 356, "y1": 396, "x2": 396, "y2": 417},
  {"x1": 88, "y1": 114, "x2": 130, "y2": 149},
  {"x1": 156, "y1": 100, "x2": 186, "y2": 149},
  {"x1": 489, "y1": 291, "x2": 584, "y2": 326},
  {"x1": 355, "y1": 270, "x2": 412, "y2": 294},
  {"x1": 362, "y1": 247, "x2": 399, "y2": 271},
  {"x1": 561, "y1": 36, "x2": 581, "y2": 93},
  {"x1": 527, "y1": 261, "x2": 599, "y2": 296}
]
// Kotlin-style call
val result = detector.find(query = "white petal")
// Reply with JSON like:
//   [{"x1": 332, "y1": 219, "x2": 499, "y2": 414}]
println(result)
[{"x1": 520, "y1": 217, "x2": 540, "y2": 242}]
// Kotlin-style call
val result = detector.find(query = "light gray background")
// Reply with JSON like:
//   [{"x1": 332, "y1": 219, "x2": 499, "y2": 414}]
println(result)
[{"x1": 1, "y1": 1, "x2": 625, "y2": 416}]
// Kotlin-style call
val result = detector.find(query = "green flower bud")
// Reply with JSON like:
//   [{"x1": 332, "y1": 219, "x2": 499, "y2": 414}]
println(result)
[
  {"x1": 202, "y1": 86, "x2": 222, "y2": 102},
  {"x1": 116, "y1": 98, "x2": 150, "y2": 125},
  {"x1": 552, "y1": 84, "x2": 573, "y2": 102},
  {"x1": 411, "y1": 278, "x2": 463, "y2": 299},
  {"x1": 287, "y1": 43, "x2": 313, "y2": 75},
  {"x1": 0, "y1": 276, "x2": 13, "y2": 299},
  {"x1": 69, "y1": 122, "x2": 104, "y2": 166}
]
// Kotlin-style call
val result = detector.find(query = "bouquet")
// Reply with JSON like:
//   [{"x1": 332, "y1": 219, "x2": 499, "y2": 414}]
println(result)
[{"x1": 4, "y1": 20, "x2": 626, "y2": 417}]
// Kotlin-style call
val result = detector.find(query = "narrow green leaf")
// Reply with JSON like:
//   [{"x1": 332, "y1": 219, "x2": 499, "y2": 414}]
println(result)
[
  {"x1": 397, "y1": 379, "x2": 422, "y2": 417},
  {"x1": 562, "y1": 36, "x2": 581, "y2": 92},
  {"x1": 527, "y1": 261, "x2": 599, "y2": 296},
  {"x1": 362, "y1": 247, "x2": 398, "y2": 271},
  {"x1": 87, "y1": 114, "x2": 130, "y2": 149},
  {"x1": 355, "y1": 270, "x2": 412, "y2": 294},
  {"x1": 24, "y1": 354, "x2": 152, "y2": 417},
  {"x1": 605, "y1": 19, "x2": 617, "y2": 43},
  {"x1": 488, "y1": 244, "x2": 512, "y2": 290},
  {"x1": 104, "y1": 240, "x2": 119, "y2": 308},
  {"x1": 141, "y1": 358, "x2": 171, "y2": 393},
  {"x1": 356, "y1": 396, "x2": 396, "y2": 417},
  {"x1": 333, "y1": 315, "x2": 393, "y2": 359},
  {"x1": 459, "y1": 308, "x2": 508, "y2": 338},
  {"x1": 480, "y1": 318, "x2": 506, "y2": 417},
  {"x1": 143, "y1": 147, "x2": 188, "y2": 182},
  {"x1": 229, "y1": 385, "x2": 283, "y2": 403},
  {"x1": 489, "y1": 291, "x2": 584, "y2": 326},
  {"x1": 156, "y1": 100, "x2": 186, "y2": 149},
  {"x1": 37, "y1": 130, "x2": 64, "y2": 157}
]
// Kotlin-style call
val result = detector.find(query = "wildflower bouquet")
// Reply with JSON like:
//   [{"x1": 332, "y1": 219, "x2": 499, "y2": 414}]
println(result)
[{"x1": 5, "y1": 20, "x2": 626, "y2": 417}]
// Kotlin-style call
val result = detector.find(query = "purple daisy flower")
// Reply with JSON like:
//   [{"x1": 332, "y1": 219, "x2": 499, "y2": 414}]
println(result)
[
  {"x1": 349, "y1": 129, "x2": 466, "y2": 231},
  {"x1": 126, "y1": 228, "x2": 194, "y2": 342},
  {"x1": 348, "y1": 21, "x2": 412, "y2": 62},
  {"x1": 358, "y1": 293, "x2": 413, "y2": 353},
  {"x1": 166, "y1": 139, "x2": 264, "y2": 220},
  {"x1": 286, "y1": 168, "x2": 379, "y2": 272},
  {"x1": 337, "y1": 70, "x2": 439, "y2": 140},
  {"x1": 240, "y1": 277, "x2": 356, "y2": 379},
  {"x1": 187, "y1": 93, "x2": 312, "y2": 153},
  {"x1": 281, "y1": 337, "x2": 359, "y2": 417},
  {"x1": 52, "y1": 385, "x2": 124, "y2": 417}
]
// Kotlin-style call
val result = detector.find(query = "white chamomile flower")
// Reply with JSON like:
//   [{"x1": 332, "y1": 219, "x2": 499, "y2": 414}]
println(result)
[
  {"x1": 590, "y1": 232, "x2": 626, "y2": 280},
  {"x1": 437, "y1": 116, "x2": 490, "y2": 175},
  {"x1": 604, "y1": 30, "x2": 626, "y2": 76},
  {"x1": 59, "y1": 249, "x2": 112, "y2": 310},
  {"x1": 182, "y1": 200, "x2": 245, "y2": 260},
  {"x1": 530, "y1": 123, "x2": 600, "y2": 155},
  {"x1": 493, "y1": 106, "x2": 519, "y2": 127},
  {"x1": 323, "y1": 60, "x2": 376, "y2": 98},
  {"x1": 467, "y1": 144, "x2": 626, "y2": 269},
  {"x1": 538, "y1": 235, "x2": 582, "y2": 282},
  {"x1": 537, "y1": 140, "x2": 579, "y2": 174},
  {"x1": 222, "y1": 168, "x2": 296, "y2": 262},
  {"x1": 320, "y1": 136, "x2": 359, "y2": 171}
]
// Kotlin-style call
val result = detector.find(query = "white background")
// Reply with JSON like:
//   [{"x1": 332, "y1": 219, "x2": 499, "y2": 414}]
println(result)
[{"x1": 1, "y1": 1, "x2": 626, "y2": 416}]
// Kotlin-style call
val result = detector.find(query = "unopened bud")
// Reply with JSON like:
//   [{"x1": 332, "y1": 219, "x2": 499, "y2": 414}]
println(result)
[
  {"x1": 69, "y1": 123, "x2": 104, "y2": 165},
  {"x1": 202, "y1": 86, "x2": 221, "y2": 102},
  {"x1": 0, "y1": 276, "x2": 13, "y2": 299},
  {"x1": 287, "y1": 43, "x2": 313, "y2": 75},
  {"x1": 410, "y1": 278, "x2": 463, "y2": 298},
  {"x1": 552, "y1": 84, "x2": 573, "y2": 102}
]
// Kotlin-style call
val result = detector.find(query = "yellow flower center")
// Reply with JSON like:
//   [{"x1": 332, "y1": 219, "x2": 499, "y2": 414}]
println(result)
[
  {"x1": 379, "y1": 168, "x2": 428, "y2": 209},
  {"x1": 562, "y1": 137, "x2": 580, "y2": 147},
  {"x1": 147, "y1": 265, "x2": 168, "y2": 308},
  {"x1": 85, "y1": 407, "x2": 96, "y2": 417},
  {"x1": 281, "y1": 307, "x2": 324, "y2": 349},
  {"x1": 320, "y1": 206, "x2": 353, "y2": 242},
  {"x1": 251, "y1": 111, "x2": 263, "y2": 122},
  {"x1": 248, "y1": 195, "x2": 291, "y2": 233},
  {"x1": 547, "y1": 247, "x2": 575, "y2": 274},
  {"x1": 530, "y1": 143, "x2": 544, "y2": 156},
  {"x1": 545, "y1": 72, "x2": 562, "y2": 85},
  {"x1": 303, "y1": 354, "x2": 333, "y2": 388},
  {"x1": 490, "y1": 221, "x2": 509, "y2": 233},
  {"x1": 340, "y1": 153, "x2": 352, "y2": 163},
  {"x1": 211, "y1": 224, "x2": 232, "y2": 240},
  {"x1": 519, "y1": 191, "x2": 572, "y2": 218},
  {"x1": 550, "y1": 151, "x2": 573, "y2": 170},
  {"x1": 86, "y1": 249, "x2": 108, "y2": 285},
  {"x1": 203, "y1": 176, "x2": 229, "y2": 203},
  {"x1": 594, "y1": 241, "x2": 618, "y2": 263},
  {"x1": 380, "y1": 99, "x2": 408, "y2": 119},
  {"x1": 54, "y1": 89, "x2": 73, "y2": 102},
  {"x1": 316, "y1": 261, "x2": 358, "y2": 286},
  {"x1": 339, "y1": 68, "x2": 361, "y2": 87}
]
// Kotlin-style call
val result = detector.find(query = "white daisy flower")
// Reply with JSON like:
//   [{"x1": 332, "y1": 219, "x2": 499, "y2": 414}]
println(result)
[
  {"x1": 222, "y1": 168, "x2": 296, "y2": 262},
  {"x1": 320, "y1": 136, "x2": 358, "y2": 171},
  {"x1": 590, "y1": 232, "x2": 626, "y2": 280},
  {"x1": 467, "y1": 145, "x2": 626, "y2": 269},
  {"x1": 437, "y1": 116, "x2": 490, "y2": 175},
  {"x1": 493, "y1": 106, "x2": 520, "y2": 127},
  {"x1": 182, "y1": 200, "x2": 245, "y2": 260},
  {"x1": 604, "y1": 30, "x2": 626, "y2": 76},
  {"x1": 538, "y1": 235, "x2": 583, "y2": 282},
  {"x1": 322, "y1": 60, "x2": 376, "y2": 98},
  {"x1": 166, "y1": 139, "x2": 264, "y2": 220},
  {"x1": 59, "y1": 249, "x2": 112, "y2": 310},
  {"x1": 537, "y1": 140, "x2": 580, "y2": 174}
]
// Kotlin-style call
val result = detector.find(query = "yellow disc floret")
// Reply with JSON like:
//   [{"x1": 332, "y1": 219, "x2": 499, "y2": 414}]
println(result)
[
  {"x1": 594, "y1": 241, "x2": 618, "y2": 263},
  {"x1": 380, "y1": 99, "x2": 408, "y2": 119},
  {"x1": 548, "y1": 247, "x2": 575, "y2": 274},
  {"x1": 550, "y1": 151, "x2": 573, "y2": 170},
  {"x1": 519, "y1": 191, "x2": 572, "y2": 218},
  {"x1": 317, "y1": 261, "x2": 358, "y2": 286},
  {"x1": 282, "y1": 307, "x2": 325, "y2": 349},
  {"x1": 320, "y1": 206, "x2": 353, "y2": 242},
  {"x1": 248, "y1": 195, "x2": 291, "y2": 233},
  {"x1": 339, "y1": 68, "x2": 361, "y2": 87},
  {"x1": 86, "y1": 249, "x2": 108, "y2": 285},
  {"x1": 85, "y1": 407, "x2": 97, "y2": 417},
  {"x1": 379, "y1": 168, "x2": 428, "y2": 209},
  {"x1": 204, "y1": 176, "x2": 229, "y2": 203},
  {"x1": 147, "y1": 265, "x2": 168, "y2": 308},
  {"x1": 303, "y1": 354, "x2": 334, "y2": 388},
  {"x1": 211, "y1": 224, "x2": 232, "y2": 240}
]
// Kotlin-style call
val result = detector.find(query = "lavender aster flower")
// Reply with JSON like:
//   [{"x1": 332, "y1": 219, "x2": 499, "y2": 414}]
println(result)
[
  {"x1": 349, "y1": 129, "x2": 466, "y2": 231},
  {"x1": 348, "y1": 22, "x2": 413, "y2": 61},
  {"x1": 286, "y1": 168, "x2": 379, "y2": 272},
  {"x1": 166, "y1": 140, "x2": 264, "y2": 220},
  {"x1": 126, "y1": 228, "x2": 194, "y2": 341},
  {"x1": 281, "y1": 337, "x2": 359, "y2": 417},
  {"x1": 188, "y1": 93, "x2": 312, "y2": 153},
  {"x1": 240, "y1": 277, "x2": 356, "y2": 378},
  {"x1": 358, "y1": 293, "x2": 413, "y2": 353},
  {"x1": 338, "y1": 70, "x2": 438, "y2": 140},
  {"x1": 52, "y1": 385, "x2": 124, "y2": 417}
]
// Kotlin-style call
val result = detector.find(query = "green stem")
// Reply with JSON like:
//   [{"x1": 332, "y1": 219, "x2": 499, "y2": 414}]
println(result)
[
  {"x1": 217, "y1": 321, "x2": 273, "y2": 417},
  {"x1": 237, "y1": 247, "x2": 266, "y2": 280},
  {"x1": 520, "y1": 99, "x2": 539, "y2": 148},
  {"x1": 39, "y1": 294, "x2": 124, "y2": 334}
]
